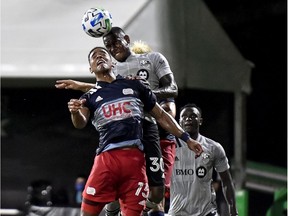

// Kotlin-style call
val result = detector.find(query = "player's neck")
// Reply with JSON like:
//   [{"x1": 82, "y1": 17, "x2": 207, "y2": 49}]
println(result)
[
  {"x1": 96, "y1": 71, "x2": 116, "y2": 83},
  {"x1": 189, "y1": 132, "x2": 199, "y2": 140}
]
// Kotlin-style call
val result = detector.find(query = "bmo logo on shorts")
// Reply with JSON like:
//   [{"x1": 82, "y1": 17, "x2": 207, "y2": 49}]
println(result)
[{"x1": 102, "y1": 101, "x2": 132, "y2": 118}]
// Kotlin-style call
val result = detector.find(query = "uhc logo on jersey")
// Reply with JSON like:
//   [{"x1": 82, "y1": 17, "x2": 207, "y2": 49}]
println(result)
[
  {"x1": 93, "y1": 98, "x2": 144, "y2": 129},
  {"x1": 102, "y1": 101, "x2": 132, "y2": 118}
]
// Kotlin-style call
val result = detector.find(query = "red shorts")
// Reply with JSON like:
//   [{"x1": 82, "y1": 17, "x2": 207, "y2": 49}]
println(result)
[
  {"x1": 82, "y1": 148, "x2": 149, "y2": 215},
  {"x1": 160, "y1": 139, "x2": 176, "y2": 190}
]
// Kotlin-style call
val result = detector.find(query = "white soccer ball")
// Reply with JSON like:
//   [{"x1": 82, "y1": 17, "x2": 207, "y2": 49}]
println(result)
[{"x1": 82, "y1": 8, "x2": 113, "y2": 38}]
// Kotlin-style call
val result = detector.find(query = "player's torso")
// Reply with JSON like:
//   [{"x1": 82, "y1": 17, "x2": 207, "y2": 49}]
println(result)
[
  {"x1": 172, "y1": 140, "x2": 214, "y2": 185},
  {"x1": 84, "y1": 80, "x2": 145, "y2": 147},
  {"x1": 113, "y1": 52, "x2": 166, "y2": 90},
  {"x1": 87, "y1": 80, "x2": 144, "y2": 127},
  {"x1": 169, "y1": 136, "x2": 217, "y2": 215}
]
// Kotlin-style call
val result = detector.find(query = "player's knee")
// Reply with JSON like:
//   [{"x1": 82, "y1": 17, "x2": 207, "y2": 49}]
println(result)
[
  {"x1": 81, "y1": 210, "x2": 99, "y2": 216},
  {"x1": 105, "y1": 202, "x2": 121, "y2": 216},
  {"x1": 105, "y1": 211, "x2": 121, "y2": 216},
  {"x1": 105, "y1": 209, "x2": 121, "y2": 216}
]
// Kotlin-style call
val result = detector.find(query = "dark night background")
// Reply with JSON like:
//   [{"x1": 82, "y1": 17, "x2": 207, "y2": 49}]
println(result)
[
  {"x1": 1, "y1": 0, "x2": 287, "y2": 215},
  {"x1": 203, "y1": 0, "x2": 287, "y2": 167}
]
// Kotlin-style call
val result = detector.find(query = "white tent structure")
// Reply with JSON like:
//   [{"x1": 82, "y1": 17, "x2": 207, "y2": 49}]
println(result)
[
  {"x1": 1, "y1": 0, "x2": 149, "y2": 80},
  {"x1": 1, "y1": 0, "x2": 252, "y2": 189}
]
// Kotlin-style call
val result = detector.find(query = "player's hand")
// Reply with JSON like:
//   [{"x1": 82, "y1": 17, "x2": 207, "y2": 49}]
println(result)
[
  {"x1": 124, "y1": 74, "x2": 140, "y2": 80},
  {"x1": 55, "y1": 79, "x2": 86, "y2": 91},
  {"x1": 124, "y1": 75, "x2": 151, "y2": 88},
  {"x1": 68, "y1": 99, "x2": 86, "y2": 114},
  {"x1": 186, "y1": 139, "x2": 203, "y2": 158}
]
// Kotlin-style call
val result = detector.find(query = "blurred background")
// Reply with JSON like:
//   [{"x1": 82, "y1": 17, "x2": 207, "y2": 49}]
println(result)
[{"x1": 1, "y1": 0, "x2": 287, "y2": 215}]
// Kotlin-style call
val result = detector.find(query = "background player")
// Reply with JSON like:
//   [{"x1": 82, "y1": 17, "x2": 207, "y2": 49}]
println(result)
[{"x1": 168, "y1": 103, "x2": 238, "y2": 216}]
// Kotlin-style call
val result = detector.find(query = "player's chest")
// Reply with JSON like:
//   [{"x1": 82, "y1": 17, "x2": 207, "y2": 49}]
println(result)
[
  {"x1": 173, "y1": 149, "x2": 213, "y2": 180},
  {"x1": 90, "y1": 85, "x2": 137, "y2": 103},
  {"x1": 114, "y1": 59, "x2": 154, "y2": 81}
]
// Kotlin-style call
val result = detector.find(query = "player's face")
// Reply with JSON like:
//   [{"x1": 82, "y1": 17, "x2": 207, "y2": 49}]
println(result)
[
  {"x1": 89, "y1": 48, "x2": 112, "y2": 74},
  {"x1": 103, "y1": 34, "x2": 130, "y2": 62},
  {"x1": 179, "y1": 107, "x2": 202, "y2": 135}
]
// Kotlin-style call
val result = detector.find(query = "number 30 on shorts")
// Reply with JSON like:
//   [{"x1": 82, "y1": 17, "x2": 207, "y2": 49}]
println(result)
[{"x1": 149, "y1": 157, "x2": 164, "y2": 172}]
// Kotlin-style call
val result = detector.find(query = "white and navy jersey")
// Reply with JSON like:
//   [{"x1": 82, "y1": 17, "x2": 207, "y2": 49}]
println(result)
[
  {"x1": 80, "y1": 76, "x2": 157, "y2": 155},
  {"x1": 168, "y1": 134, "x2": 230, "y2": 216},
  {"x1": 113, "y1": 52, "x2": 173, "y2": 124}
]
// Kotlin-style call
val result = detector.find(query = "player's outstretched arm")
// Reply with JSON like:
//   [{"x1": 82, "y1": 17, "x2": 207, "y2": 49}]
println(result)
[
  {"x1": 150, "y1": 103, "x2": 203, "y2": 157},
  {"x1": 55, "y1": 79, "x2": 94, "y2": 92}
]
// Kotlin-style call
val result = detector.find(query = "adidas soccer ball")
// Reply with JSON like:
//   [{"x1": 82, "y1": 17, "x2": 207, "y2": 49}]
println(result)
[{"x1": 82, "y1": 8, "x2": 113, "y2": 38}]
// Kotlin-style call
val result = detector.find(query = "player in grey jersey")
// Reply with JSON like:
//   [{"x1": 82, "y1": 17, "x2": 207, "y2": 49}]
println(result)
[{"x1": 168, "y1": 104, "x2": 238, "y2": 216}]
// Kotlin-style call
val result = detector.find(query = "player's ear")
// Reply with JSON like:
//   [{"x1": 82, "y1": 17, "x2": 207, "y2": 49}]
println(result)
[
  {"x1": 124, "y1": 35, "x2": 130, "y2": 45},
  {"x1": 199, "y1": 118, "x2": 203, "y2": 125},
  {"x1": 89, "y1": 67, "x2": 93, "y2": 74}
]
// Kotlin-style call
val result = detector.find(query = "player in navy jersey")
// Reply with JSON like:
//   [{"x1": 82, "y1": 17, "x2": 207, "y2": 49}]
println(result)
[
  {"x1": 56, "y1": 27, "x2": 178, "y2": 216},
  {"x1": 168, "y1": 104, "x2": 238, "y2": 216},
  {"x1": 67, "y1": 47, "x2": 203, "y2": 216}
]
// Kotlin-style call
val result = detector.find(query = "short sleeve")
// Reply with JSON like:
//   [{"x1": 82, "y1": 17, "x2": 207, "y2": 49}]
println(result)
[{"x1": 213, "y1": 143, "x2": 230, "y2": 173}]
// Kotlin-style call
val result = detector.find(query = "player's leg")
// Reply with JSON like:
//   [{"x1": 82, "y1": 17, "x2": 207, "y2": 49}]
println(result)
[
  {"x1": 141, "y1": 120, "x2": 165, "y2": 216},
  {"x1": 152, "y1": 139, "x2": 176, "y2": 213},
  {"x1": 160, "y1": 139, "x2": 176, "y2": 190},
  {"x1": 81, "y1": 201, "x2": 106, "y2": 216},
  {"x1": 81, "y1": 152, "x2": 119, "y2": 216},
  {"x1": 105, "y1": 200, "x2": 121, "y2": 216},
  {"x1": 118, "y1": 148, "x2": 148, "y2": 216},
  {"x1": 102, "y1": 121, "x2": 164, "y2": 216}
]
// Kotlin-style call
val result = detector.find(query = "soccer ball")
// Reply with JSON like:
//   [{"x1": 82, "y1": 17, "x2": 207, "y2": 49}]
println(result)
[{"x1": 82, "y1": 8, "x2": 113, "y2": 38}]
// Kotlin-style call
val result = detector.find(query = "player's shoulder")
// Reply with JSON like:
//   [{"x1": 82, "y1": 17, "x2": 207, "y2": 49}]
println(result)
[
  {"x1": 116, "y1": 75, "x2": 148, "y2": 88},
  {"x1": 147, "y1": 51, "x2": 166, "y2": 58},
  {"x1": 202, "y1": 135, "x2": 218, "y2": 145},
  {"x1": 135, "y1": 51, "x2": 165, "y2": 60},
  {"x1": 199, "y1": 134, "x2": 222, "y2": 149},
  {"x1": 82, "y1": 83, "x2": 102, "y2": 95}
]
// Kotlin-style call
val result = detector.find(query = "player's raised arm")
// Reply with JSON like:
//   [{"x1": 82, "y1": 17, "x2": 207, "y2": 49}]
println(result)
[
  {"x1": 55, "y1": 79, "x2": 94, "y2": 92},
  {"x1": 152, "y1": 73, "x2": 178, "y2": 99},
  {"x1": 150, "y1": 103, "x2": 203, "y2": 157},
  {"x1": 68, "y1": 98, "x2": 90, "y2": 129}
]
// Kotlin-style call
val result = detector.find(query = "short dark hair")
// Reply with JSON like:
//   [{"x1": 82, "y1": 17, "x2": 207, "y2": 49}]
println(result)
[
  {"x1": 104, "y1": 26, "x2": 126, "y2": 38},
  {"x1": 87, "y1": 46, "x2": 111, "y2": 64},
  {"x1": 180, "y1": 103, "x2": 202, "y2": 115}
]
